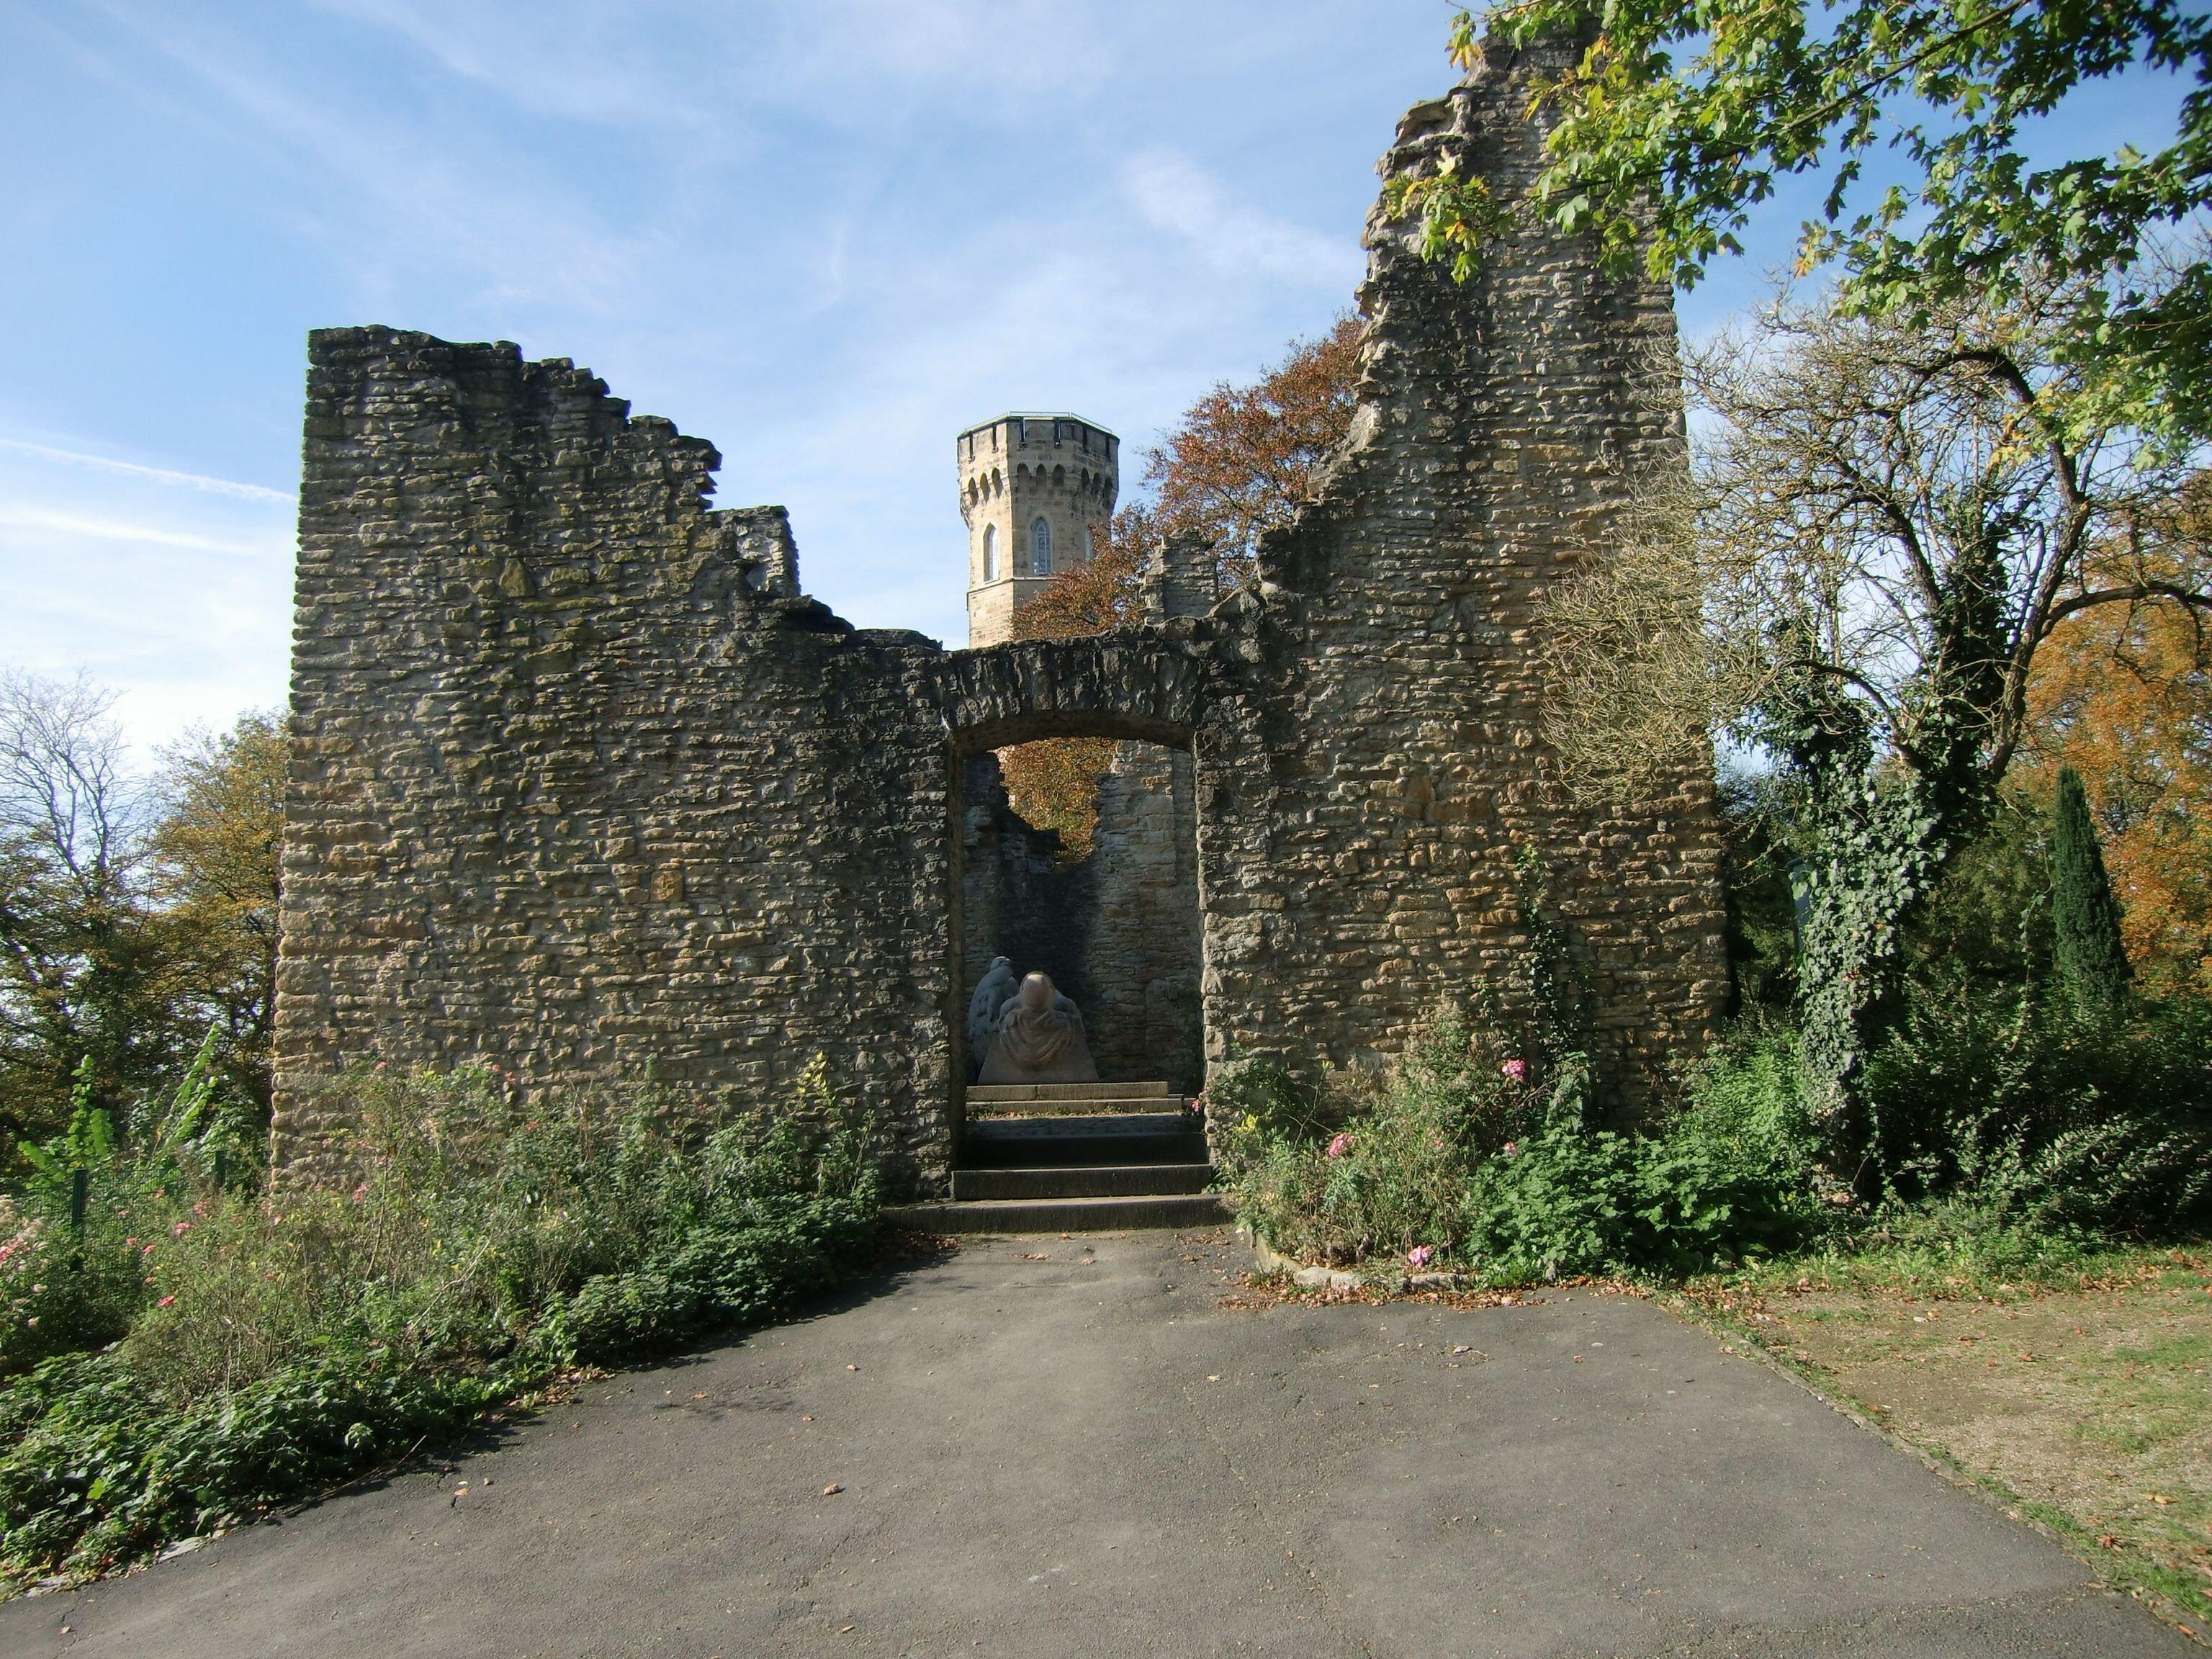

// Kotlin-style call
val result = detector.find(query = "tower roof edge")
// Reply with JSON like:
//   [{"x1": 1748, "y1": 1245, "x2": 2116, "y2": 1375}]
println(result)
[{"x1": 957, "y1": 412, "x2": 1119, "y2": 442}]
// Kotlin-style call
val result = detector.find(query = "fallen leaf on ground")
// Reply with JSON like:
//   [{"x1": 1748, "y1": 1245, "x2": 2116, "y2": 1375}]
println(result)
[{"x1": 822, "y1": 1483, "x2": 843, "y2": 1496}]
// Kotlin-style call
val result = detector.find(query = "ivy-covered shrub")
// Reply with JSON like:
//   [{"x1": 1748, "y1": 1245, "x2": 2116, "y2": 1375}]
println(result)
[{"x1": 0, "y1": 1058, "x2": 882, "y2": 1587}]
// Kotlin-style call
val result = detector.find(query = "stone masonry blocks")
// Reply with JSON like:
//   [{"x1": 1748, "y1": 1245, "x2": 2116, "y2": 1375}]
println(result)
[{"x1": 273, "y1": 37, "x2": 1728, "y2": 1195}]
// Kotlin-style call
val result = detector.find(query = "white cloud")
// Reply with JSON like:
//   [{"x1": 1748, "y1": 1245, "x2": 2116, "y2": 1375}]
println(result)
[
  {"x1": 1120, "y1": 147, "x2": 1362, "y2": 287},
  {"x1": 0, "y1": 436, "x2": 295, "y2": 755},
  {"x1": 89, "y1": 0, "x2": 656, "y2": 314},
  {"x1": 0, "y1": 440, "x2": 293, "y2": 504},
  {"x1": 0, "y1": 507, "x2": 285, "y2": 559}
]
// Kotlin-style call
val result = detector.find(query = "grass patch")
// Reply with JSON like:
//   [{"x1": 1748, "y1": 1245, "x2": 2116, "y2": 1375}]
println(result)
[{"x1": 1683, "y1": 1241, "x2": 2212, "y2": 1635}]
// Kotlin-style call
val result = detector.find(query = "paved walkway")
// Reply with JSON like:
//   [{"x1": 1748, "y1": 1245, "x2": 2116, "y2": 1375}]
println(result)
[{"x1": 1, "y1": 1230, "x2": 2193, "y2": 1658}]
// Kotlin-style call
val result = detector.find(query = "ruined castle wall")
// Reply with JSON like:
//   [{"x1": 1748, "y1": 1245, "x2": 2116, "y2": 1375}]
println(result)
[
  {"x1": 1082, "y1": 744, "x2": 1202, "y2": 1089},
  {"x1": 275, "y1": 330, "x2": 958, "y2": 1190},
  {"x1": 1192, "y1": 35, "x2": 1727, "y2": 1104},
  {"x1": 274, "y1": 38, "x2": 1727, "y2": 1192}
]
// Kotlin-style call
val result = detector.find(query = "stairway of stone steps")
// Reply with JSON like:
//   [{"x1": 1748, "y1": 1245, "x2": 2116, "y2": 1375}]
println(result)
[{"x1": 882, "y1": 1082, "x2": 1230, "y2": 1233}]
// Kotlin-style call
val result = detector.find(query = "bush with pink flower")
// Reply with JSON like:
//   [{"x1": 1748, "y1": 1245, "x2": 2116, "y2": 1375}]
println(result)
[{"x1": 1218, "y1": 1005, "x2": 1539, "y2": 1267}]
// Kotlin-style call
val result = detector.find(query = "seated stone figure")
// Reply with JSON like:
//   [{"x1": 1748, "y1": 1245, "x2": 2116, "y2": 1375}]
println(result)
[
  {"x1": 978, "y1": 971, "x2": 1098, "y2": 1084},
  {"x1": 966, "y1": 957, "x2": 1018, "y2": 1064}
]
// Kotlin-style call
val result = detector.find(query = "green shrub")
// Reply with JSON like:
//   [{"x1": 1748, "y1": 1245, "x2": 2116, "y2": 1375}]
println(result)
[
  {"x1": 4, "y1": 1030, "x2": 269, "y2": 1381},
  {"x1": 1858, "y1": 985, "x2": 2212, "y2": 1238},
  {"x1": 1225, "y1": 1014, "x2": 1827, "y2": 1280},
  {"x1": 1220, "y1": 1011, "x2": 1529, "y2": 1265},
  {"x1": 1464, "y1": 1030, "x2": 1826, "y2": 1279},
  {"x1": 0, "y1": 1057, "x2": 883, "y2": 1586}
]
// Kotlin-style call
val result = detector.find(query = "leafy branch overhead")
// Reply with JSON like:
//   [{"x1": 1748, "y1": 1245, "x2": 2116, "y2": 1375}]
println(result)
[{"x1": 1428, "y1": 1, "x2": 2212, "y2": 444}]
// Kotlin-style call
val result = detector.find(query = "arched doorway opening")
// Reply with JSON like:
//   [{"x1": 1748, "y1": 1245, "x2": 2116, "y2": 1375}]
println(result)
[{"x1": 943, "y1": 706, "x2": 1212, "y2": 1218}]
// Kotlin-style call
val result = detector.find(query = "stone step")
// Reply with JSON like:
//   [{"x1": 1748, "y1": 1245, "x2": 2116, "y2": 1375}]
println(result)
[
  {"x1": 952, "y1": 1163, "x2": 1217, "y2": 1201},
  {"x1": 962, "y1": 1114, "x2": 1207, "y2": 1168},
  {"x1": 967, "y1": 1082, "x2": 1174, "y2": 1102},
  {"x1": 881, "y1": 1192, "x2": 1232, "y2": 1234},
  {"x1": 966, "y1": 1095, "x2": 1191, "y2": 1118}
]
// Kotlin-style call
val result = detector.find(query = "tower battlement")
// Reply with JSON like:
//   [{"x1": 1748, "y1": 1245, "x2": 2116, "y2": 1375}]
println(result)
[{"x1": 958, "y1": 413, "x2": 1118, "y2": 646}]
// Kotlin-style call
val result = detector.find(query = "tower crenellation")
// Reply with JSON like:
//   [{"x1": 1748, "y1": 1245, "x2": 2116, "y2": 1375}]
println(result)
[{"x1": 958, "y1": 413, "x2": 1118, "y2": 647}]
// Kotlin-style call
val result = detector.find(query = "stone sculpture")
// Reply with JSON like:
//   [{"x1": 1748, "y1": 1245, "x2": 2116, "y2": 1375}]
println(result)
[
  {"x1": 978, "y1": 971, "x2": 1098, "y2": 1084},
  {"x1": 966, "y1": 956, "x2": 1018, "y2": 1061}
]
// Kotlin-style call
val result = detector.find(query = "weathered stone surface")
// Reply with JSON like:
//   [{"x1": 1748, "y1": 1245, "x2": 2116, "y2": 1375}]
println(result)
[
  {"x1": 976, "y1": 972, "x2": 1097, "y2": 1085},
  {"x1": 274, "y1": 38, "x2": 1727, "y2": 1196}
]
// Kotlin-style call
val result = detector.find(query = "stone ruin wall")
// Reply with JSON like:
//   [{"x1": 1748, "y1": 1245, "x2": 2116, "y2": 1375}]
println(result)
[
  {"x1": 1187, "y1": 35, "x2": 1727, "y2": 1104},
  {"x1": 276, "y1": 333, "x2": 963, "y2": 1192},
  {"x1": 272, "y1": 35, "x2": 1728, "y2": 1193}
]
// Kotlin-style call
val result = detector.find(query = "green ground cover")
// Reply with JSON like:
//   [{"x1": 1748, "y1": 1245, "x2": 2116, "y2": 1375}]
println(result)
[{"x1": 0, "y1": 1058, "x2": 882, "y2": 1591}]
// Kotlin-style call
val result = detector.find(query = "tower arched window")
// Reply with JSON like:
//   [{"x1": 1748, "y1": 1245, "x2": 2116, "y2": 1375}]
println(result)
[
  {"x1": 981, "y1": 523, "x2": 997, "y2": 581},
  {"x1": 1080, "y1": 523, "x2": 1093, "y2": 562},
  {"x1": 1030, "y1": 516, "x2": 1052, "y2": 575}
]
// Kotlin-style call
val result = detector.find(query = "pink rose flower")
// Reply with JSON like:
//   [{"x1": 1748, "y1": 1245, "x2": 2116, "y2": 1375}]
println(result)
[
  {"x1": 1502, "y1": 1141, "x2": 1519, "y2": 1157},
  {"x1": 1501, "y1": 1058, "x2": 1529, "y2": 1084},
  {"x1": 1326, "y1": 1132, "x2": 1352, "y2": 1159}
]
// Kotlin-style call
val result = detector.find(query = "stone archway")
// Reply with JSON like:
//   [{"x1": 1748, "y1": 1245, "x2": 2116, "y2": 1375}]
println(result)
[
  {"x1": 935, "y1": 631, "x2": 1211, "y2": 1101},
  {"x1": 932, "y1": 633, "x2": 1209, "y2": 755},
  {"x1": 932, "y1": 631, "x2": 1218, "y2": 1222}
]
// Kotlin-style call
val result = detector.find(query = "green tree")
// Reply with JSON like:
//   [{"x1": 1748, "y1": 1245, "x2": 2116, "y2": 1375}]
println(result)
[
  {"x1": 148, "y1": 712, "x2": 286, "y2": 1118},
  {"x1": 2050, "y1": 764, "x2": 2131, "y2": 1007},
  {"x1": 0, "y1": 670, "x2": 167, "y2": 1146},
  {"x1": 1417, "y1": 2, "x2": 2212, "y2": 446},
  {"x1": 1533, "y1": 283, "x2": 2206, "y2": 1147}
]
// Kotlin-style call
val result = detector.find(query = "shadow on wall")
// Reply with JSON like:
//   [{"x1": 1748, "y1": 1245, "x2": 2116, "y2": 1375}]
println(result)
[{"x1": 961, "y1": 742, "x2": 1202, "y2": 1090}]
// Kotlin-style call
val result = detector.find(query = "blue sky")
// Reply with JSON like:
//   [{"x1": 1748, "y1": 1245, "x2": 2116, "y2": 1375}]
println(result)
[{"x1": 0, "y1": 1, "x2": 2193, "y2": 754}]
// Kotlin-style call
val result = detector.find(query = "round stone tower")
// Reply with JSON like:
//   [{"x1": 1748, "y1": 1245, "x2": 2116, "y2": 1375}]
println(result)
[{"x1": 958, "y1": 413, "x2": 1118, "y2": 647}]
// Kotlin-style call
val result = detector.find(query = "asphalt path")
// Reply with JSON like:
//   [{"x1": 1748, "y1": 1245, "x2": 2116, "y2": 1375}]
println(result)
[{"x1": 1, "y1": 1228, "x2": 2193, "y2": 1658}]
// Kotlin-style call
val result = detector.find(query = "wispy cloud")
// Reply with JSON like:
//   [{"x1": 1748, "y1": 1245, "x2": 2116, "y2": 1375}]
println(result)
[
  {"x1": 0, "y1": 440, "x2": 293, "y2": 504},
  {"x1": 0, "y1": 507, "x2": 287, "y2": 559},
  {"x1": 88, "y1": 0, "x2": 655, "y2": 315},
  {"x1": 1120, "y1": 147, "x2": 1363, "y2": 287}
]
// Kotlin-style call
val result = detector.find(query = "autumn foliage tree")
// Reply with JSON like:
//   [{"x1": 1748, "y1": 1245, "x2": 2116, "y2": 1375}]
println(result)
[
  {"x1": 997, "y1": 318, "x2": 1364, "y2": 844},
  {"x1": 2023, "y1": 486, "x2": 2212, "y2": 997},
  {"x1": 148, "y1": 713, "x2": 286, "y2": 1115},
  {"x1": 1143, "y1": 315, "x2": 1364, "y2": 590}
]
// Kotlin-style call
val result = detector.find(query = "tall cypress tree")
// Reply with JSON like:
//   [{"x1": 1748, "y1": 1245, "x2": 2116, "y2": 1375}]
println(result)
[{"x1": 2051, "y1": 766, "x2": 2131, "y2": 1008}]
